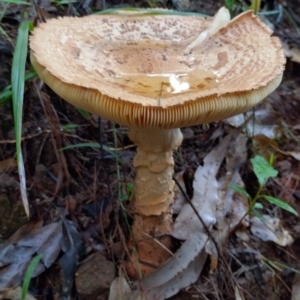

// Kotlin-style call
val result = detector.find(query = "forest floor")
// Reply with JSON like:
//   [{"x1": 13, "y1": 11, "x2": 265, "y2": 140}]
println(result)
[{"x1": 1, "y1": 0, "x2": 300, "y2": 299}]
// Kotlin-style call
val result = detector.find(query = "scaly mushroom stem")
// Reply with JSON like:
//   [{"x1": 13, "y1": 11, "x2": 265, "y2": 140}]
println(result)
[{"x1": 127, "y1": 128, "x2": 183, "y2": 277}]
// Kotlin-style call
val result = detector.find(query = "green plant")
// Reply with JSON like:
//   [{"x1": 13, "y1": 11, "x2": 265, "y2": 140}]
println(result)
[
  {"x1": 12, "y1": 20, "x2": 33, "y2": 216},
  {"x1": 60, "y1": 142, "x2": 120, "y2": 161},
  {"x1": 230, "y1": 154, "x2": 298, "y2": 216},
  {"x1": 224, "y1": 0, "x2": 236, "y2": 15},
  {"x1": 224, "y1": 0, "x2": 262, "y2": 16},
  {"x1": 0, "y1": 70, "x2": 37, "y2": 105},
  {"x1": 121, "y1": 182, "x2": 135, "y2": 202},
  {"x1": 21, "y1": 254, "x2": 43, "y2": 300},
  {"x1": 0, "y1": 0, "x2": 31, "y2": 5},
  {"x1": 249, "y1": 0, "x2": 261, "y2": 14}
]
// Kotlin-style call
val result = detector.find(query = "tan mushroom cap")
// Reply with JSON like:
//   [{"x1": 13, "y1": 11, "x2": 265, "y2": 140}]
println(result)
[{"x1": 30, "y1": 10, "x2": 285, "y2": 129}]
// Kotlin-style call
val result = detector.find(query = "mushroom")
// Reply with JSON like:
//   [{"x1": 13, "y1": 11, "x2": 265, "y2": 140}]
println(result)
[{"x1": 30, "y1": 8, "x2": 285, "y2": 277}]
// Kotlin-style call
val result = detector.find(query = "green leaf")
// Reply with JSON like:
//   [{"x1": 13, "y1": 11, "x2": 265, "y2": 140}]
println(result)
[
  {"x1": 0, "y1": 86, "x2": 12, "y2": 104},
  {"x1": 60, "y1": 123, "x2": 78, "y2": 132},
  {"x1": 1, "y1": 70, "x2": 37, "y2": 105},
  {"x1": 76, "y1": 108, "x2": 91, "y2": 120},
  {"x1": 21, "y1": 254, "x2": 43, "y2": 300},
  {"x1": 12, "y1": 21, "x2": 30, "y2": 217},
  {"x1": 0, "y1": 0, "x2": 31, "y2": 5},
  {"x1": 60, "y1": 142, "x2": 120, "y2": 161},
  {"x1": 253, "y1": 202, "x2": 264, "y2": 209},
  {"x1": 261, "y1": 195, "x2": 298, "y2": 216},
  {"x1": 125, "y1": 182, "x2": 134, "y2": 201},
  {"x1": 228, "y1": 183, "x2": 250, "y2": 199},
  {"x1": 224, "y1": 0, "x2": 235, "y2": 10},
  {"x1": 28, "y1": 21, "x2": 34, "y2": 32},
  {"x1": 251, "y1": 155, "x2": 278, "y2": 186}
]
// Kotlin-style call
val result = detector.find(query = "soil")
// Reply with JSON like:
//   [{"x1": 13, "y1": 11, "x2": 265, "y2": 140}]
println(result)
[{"x1": 1, "y1": 0, "x2": 300, "y2": 299}]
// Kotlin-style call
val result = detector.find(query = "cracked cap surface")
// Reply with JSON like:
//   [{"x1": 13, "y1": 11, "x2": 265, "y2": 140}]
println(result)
[{"x1": 30, "y1": 9, "x2": 285, "y2": 128}]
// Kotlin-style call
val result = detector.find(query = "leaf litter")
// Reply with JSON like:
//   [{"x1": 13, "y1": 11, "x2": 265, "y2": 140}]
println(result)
[
  {"x1": 224, "y1": 109, "x2": 281, "y2": 140},
  {"x1": 1, "y1": 103, "x2": 298, "y2": 299},
  {"x1": 127, "y1": 232, "x2": 208, "y2": 300},
  {"x1": 2, "y1": 1, "x2": 300, "y2": 299},
  {"x1": 107, "y1": 125, "x2": 298, "y2": 300},
  {"x1": 250, "y1": 215, "x2": 294, "y2": 246},
  {"x1": 108, "y1": 269, "x2": 131, "y2": 300},
  {"x1": 0, "y1": 221, "x2": 62, "y2": 288},
  {"x1": 0, "y1": 214, "x2": 82, "y2": 298},
  {"x1": 172, "y1": 129, "x2": 248, "y2": 240},
  {"x1": 109, "y1": 130, "x2": 249, "y2": 299}
]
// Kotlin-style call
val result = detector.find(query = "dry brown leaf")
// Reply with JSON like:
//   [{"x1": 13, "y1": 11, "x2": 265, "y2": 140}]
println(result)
[
  {"x1": 252, "y1": 135, "x2": 300, "y2": 162},
  {"x1": 0, "y1": 222, "x2": 63, "y2": 288},
  {"x1": 8, "y1": 220, "x2": 43, "y2": 244},
  {"x1": 172, "y1": 134, "x2": 232, "y2": 239},
  {"x1": 285, "y1": 151, "x2": 300, "y2": 161},
  {"x1": 171, "y1": 131, "x2": 249, "y2": 275},
  {"x1": 172, "y1": 130, "x2": 248, "y2": 240},
  {"x1": 225, "y1": 109, "x2": 280, "y2": 139},
  {"x1": 108, "y1": 269, "x2": 131, "y2": 300},
  {"x1": 131, "y1": 232, "x2": 208, "y2": 300},
  {"x1": 250, "y1": 215, "x2": 294, "y2": 246}
]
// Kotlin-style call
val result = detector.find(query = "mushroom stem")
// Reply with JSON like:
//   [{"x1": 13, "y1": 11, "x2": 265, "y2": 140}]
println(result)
[
  {"x1": 129, "y1": 127, "x2": 183, "y2": 214},
  {"x1": 127, "y1": 127, "x2": 183, "y2": 277}
]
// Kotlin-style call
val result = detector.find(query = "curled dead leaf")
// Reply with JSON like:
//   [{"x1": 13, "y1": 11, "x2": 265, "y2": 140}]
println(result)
[
  {"x1": 131, "y1": 233, "x2": 208, "y2": 300},
  {"x1": 250, "y1": 215, "x2": 294, "y2": 246}
]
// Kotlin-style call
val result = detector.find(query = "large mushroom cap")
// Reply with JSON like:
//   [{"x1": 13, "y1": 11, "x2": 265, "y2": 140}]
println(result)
[{"x1": 30, "y1": 9, "x2": 285, "y2": 129}]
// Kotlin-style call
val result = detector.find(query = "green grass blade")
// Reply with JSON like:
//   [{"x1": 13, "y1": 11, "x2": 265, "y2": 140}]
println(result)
[
  {"x1": 60, "y1": 123, "x2": 78, "y2": 132},
  {"x1": 249, "y1": 0, "x2": 261, "y2": 14},
  {"x1": 0, "y1": 0, "x2": 31, "y2": 5},
  {"x1": 0, "y1": 3, "x2": 9, "y2": 22},
  {"x1": 60, "y1": 142, "x2": 120, "y2": 161},
  {"x1": 0, "y1": 70, "x2": 37, "y2": 105},
  {"x1": 12, "y1": 20, "x2": 30, "y2": 217},
  {"x1": 0, "y1": 86, "x2": 12, "y2": 104},
  {"x1": 21, "y1": 254, "x2": 43, "y2": 300},
  {"x1": 96, "y1": 7, "x2": 208, "y2": 17}
]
